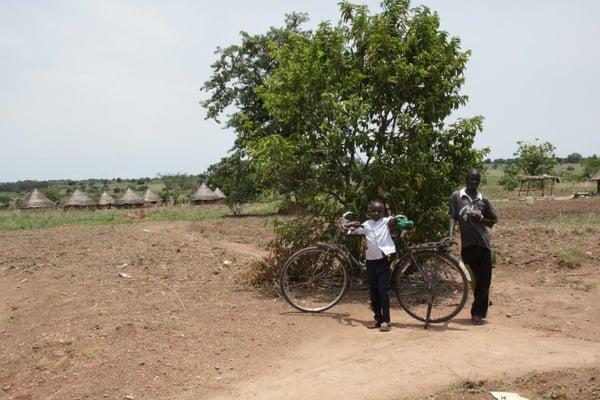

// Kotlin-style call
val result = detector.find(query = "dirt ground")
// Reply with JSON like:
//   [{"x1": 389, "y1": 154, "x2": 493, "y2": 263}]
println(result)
[{"x1": 1, "y1": 198, "x2": 599, "y2": 400}]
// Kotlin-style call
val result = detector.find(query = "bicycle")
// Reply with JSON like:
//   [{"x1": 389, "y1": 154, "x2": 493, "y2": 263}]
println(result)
[{"x1": 279, "y1": 212, "x2": 472, "y2": 329}]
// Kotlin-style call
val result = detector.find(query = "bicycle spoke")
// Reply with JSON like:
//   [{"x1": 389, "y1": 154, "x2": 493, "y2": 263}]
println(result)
[
  {"x1": 393, "y1": 251, "x2": 468, "y2": 324},
  {"x1": 280, "y1": 247, "x2": 348, "y2": 312}
]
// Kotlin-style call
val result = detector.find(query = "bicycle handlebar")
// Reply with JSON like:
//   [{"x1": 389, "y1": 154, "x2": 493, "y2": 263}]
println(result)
[
  {"x1": 340, "y1": 211, "x2": 358, "y2": 230},
  {"x1": 340, "y1": 210, "x2": 456, "y2": 251}
]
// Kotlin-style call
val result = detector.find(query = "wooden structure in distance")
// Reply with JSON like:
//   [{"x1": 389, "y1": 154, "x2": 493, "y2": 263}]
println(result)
[{"x1": 518, "y1": 174, "x2": 560, "y2": 197}]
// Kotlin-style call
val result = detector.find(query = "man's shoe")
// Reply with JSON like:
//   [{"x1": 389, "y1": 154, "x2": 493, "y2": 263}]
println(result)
[{"x1": 379, "y1": 322, "x2": 391, "y2": 332}]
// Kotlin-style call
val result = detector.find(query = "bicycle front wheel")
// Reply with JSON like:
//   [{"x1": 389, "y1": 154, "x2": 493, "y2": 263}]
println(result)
[
  {"x1": 393, "y1": 251, "x2": 468, "y2": 323},
  {"x1": 280, "y1": 246, "x2": 349, "y2": 312}
]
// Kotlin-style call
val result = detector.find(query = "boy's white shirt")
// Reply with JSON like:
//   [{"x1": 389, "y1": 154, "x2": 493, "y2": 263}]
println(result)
[{"x1": 351, "y1": 216, "x2": 396, "y2": 260}]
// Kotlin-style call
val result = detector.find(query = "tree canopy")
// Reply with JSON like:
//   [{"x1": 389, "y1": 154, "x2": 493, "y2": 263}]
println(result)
[{"x1": 202, "y1": 0, "x2": 486, "y2": 240}]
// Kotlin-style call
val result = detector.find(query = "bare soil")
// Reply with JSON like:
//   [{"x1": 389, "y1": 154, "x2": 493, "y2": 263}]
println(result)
[{"x1": 1, "y1": 198, "x2": 599, "y2": 400}]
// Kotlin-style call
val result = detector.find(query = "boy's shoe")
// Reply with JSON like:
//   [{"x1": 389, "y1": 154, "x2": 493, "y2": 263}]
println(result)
[
  {"x1": 379, "y1": 322, "x2": 391, "y2": 332},
  {"x1": 367, "y1": 321, "x2": 381, "y2": 329}
]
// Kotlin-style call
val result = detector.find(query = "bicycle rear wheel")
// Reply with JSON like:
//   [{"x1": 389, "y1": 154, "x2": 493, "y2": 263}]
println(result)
[
  {"x1": 393, "y1": 251, "x2": 468, "y2": 323},
  {"x1": 280, "y1": 246, "x2": 349, "y2": 312}
]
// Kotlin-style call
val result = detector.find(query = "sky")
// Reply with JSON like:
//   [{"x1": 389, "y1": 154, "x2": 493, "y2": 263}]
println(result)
[{"x1": 1, "y1": 0, "x2": 598, "y2": 182}]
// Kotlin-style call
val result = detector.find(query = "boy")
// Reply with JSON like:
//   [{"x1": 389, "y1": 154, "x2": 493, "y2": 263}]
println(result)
[{"x1": 350, "y1": 201, "x2": 398, "y2": 332}]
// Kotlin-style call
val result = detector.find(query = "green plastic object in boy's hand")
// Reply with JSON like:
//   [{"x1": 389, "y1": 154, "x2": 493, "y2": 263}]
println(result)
[{"x1": 395, "y1": 218, "x2": 414, "y2": 229}]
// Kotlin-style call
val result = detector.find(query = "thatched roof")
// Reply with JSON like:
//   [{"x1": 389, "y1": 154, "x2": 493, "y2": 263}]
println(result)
[
  {"x1": 143, "y1": 188, "x2": 162, "y2": 203},
  {"x1": 18, "y1": 188, "x2": 55, "y2": 209},
  {"x1": 60, "y1": 189, "x2": 97, "y2": 207},
  {"x1": 98, "y1": 191, "x2": 115, "y2": 206},
  {"x1": 190, "y1": 183, "x2": 220, "y2": 202},
  {"x1": 591, "y1": 171, "x2": 600, "y2": 181},
  {"x1": 518, "y1": 174, "x2": 559, "y2": 182},
  {"x1": 18, "y1": 189, "x2": 55, "y2": 209},
  {"x1": 214, "y1": 187, "x2": 227, "y2": 199},
  {"x1": 115, "y1": 188, "x2": 144, "y2": 206}
]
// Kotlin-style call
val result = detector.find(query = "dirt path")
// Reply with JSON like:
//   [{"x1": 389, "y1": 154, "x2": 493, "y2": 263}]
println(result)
[
  {"x1": 1, "y1": 199, "x2": 599, "y2": 399},
  {"x1": 210, "y1": 285, "x2": 600, "y2": 400}
]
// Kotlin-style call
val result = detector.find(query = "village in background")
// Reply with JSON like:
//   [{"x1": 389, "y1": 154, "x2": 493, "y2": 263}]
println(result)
[
  {"x1": 0, "y1": 175, "x2": 227, "y2": 211},
  {"x1": 0, "y1": 157, "x2": 599, "y2": 213}
]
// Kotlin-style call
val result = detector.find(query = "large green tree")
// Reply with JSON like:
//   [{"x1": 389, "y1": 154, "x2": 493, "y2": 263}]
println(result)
[{"x1": 202, "y1": 0, "x2": 486, "y2": 240}]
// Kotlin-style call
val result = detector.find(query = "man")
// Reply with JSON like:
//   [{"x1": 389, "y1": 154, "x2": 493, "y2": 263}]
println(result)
[{"x1": 448, "y1": 168, "x2": 498, "y2": 325}]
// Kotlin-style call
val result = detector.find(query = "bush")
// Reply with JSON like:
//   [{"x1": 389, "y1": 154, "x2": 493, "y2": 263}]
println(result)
[{"x1": 243, "y1": 215, "x2": 333, "y2": 295}]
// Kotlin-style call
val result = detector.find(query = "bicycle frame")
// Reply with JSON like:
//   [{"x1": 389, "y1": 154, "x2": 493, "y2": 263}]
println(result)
[{"x1": 395, "y1": 230, "x2": 472, "y2": 284}]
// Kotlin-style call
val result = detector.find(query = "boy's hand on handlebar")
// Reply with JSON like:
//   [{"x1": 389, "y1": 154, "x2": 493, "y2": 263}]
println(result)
[
  {"x1": 440, "y1": 236, "x2": 455, "y2": 247},
  {"x1": 346, "y1": 221, "x2": 362, "y2": 234}
]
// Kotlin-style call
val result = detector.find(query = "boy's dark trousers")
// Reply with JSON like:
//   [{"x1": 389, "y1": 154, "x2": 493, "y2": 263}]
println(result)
[{"x1": 366, "y1": 257, "x2": 391, "y2": 324}]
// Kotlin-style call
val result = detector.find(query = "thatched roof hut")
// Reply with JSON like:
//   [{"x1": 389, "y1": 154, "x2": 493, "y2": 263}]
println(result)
[
  {"x1": 98, "y1": 191, "x2": 115, "y2": 208},
  {"x1": 214, "y1": 187, "x2": 227, "y2": 199},
  {"x1": 115, "y1": 188, "x2": 144, "y2": 208},
  {"x1": 18, "y1": 188, "x2": 55, "y2": 210},
  {"x1": 60, "y1": 189, "x2": 97, "y2": 210},
  {"x1": 142, "y1": 188, "x2": 162, "y2": 206},
  {"x1": 190, "y1": 183, "x2": 220, "y2": 205}
]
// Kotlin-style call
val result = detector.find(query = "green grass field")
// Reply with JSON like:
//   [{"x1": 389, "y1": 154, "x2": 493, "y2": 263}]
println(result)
[
  {"x1": 481, "y1": 164, "x2": 596, "y2": 199},
  {"x1": 0, "y1": 202, "x2": 279, "y2": 233}
]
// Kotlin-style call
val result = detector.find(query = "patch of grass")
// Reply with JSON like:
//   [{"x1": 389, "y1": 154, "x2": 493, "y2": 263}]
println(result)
[
  {"x1": 554, "y1": 214, "x2": 600, "y2": 226},
  {"x1": 555, "y1": 275, "x2": 596, "y2": 291},
  {"x1": 535, "y1": 276, "x2": 548, "y2": 285},
  {"x1": 553, "y1": 247, "x2": 583, "y2": 269},
  {"x1": 543, "y1": 387, "x2": 568, "y2": 399},
  {"x1": 429, "y1": 368, "x2": 600, "y2": 399},
  {"x1": 50, "y1": 257, "x2": 63, "y2": 267},
  {"x1": 167, "y1": 322, "x2": 179, "y2": 330},
  {"x1": 428, "y1": 377, "x2": 508, "y2": 399},
  {"x1": 0, "y1": 202, "x2": 277, "y2": 232}
]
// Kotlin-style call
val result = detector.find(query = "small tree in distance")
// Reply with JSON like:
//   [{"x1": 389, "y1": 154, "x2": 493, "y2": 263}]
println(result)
[
  {"x1": 581, "y1": 155, "x2": 600, "y2": 178},
  {"x1": 159, "y1": 173, "x2": 197, "y2": 206},
  {"x1": 515, "y1": 139, "x2": 557, "y2": 176},
  {"x1": 500, "y1": 139, "x2": 558, "y2": 191}
]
